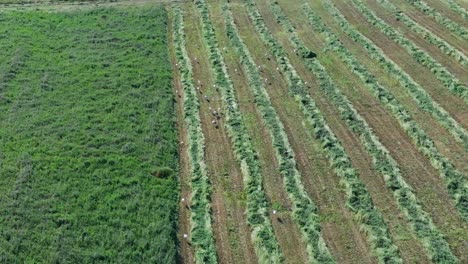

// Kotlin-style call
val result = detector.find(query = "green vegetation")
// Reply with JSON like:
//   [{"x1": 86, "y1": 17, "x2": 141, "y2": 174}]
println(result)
[
  {"x1": 225, "y1": 1, "x2": 334, "y2": 262},
  {"x1": 321, "y1": 0, "x2": 468, "y2": 224},
  {"x1": 192, "y1": 1, "x2": 284, "y2": 262},
  {"x1": 403, "y1": 0, "x2": 468, "y2": 40},
  {"x1": 0, "y1": 6, "x2": 178, "y2": 263},
  {"x1": 173, "y1": 7, "x2": 217, "y2": 263},
  {"x1": 300, "y1": 2, "x2": 459, "y2": 263},
  {"x1": 350, "y1": 0, "x2": 468, "y2": 102}
]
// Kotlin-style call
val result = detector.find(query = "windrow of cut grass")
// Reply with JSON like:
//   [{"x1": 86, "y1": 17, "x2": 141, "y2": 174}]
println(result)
[
  {"x1": 442, "y1": 0, "x2": 468, "y2": 20},
  {"x1": 320, "y1": 0, "x2": 468, "y2": 151},
  {"x1": 296, "y1": 2, "x2": 461, "y2": 263},
  {"x1": 192, "y1": 1, "x2": 285, "y2": 263},
  {"x1": 315, "y1": 0, "x2": 468, "y2": 222},
  {"x1": 376, "y1": 0, "x2": 468, "y2": 66},
  {"x1": 404, "y1": 0, "x2": 468, "y2": 40},
  {"x1": 247, "y1": 1, "x2": 410, "y2": 263},
  {"x1": 173, "y1": 7, "x2": 217, "y2": 263},
  {"x1": 223, "y1": 1, "x2": 335, "y2": 262},
  {"x1": 349, "y1": 0, "x2": 468, "y2": 103}
]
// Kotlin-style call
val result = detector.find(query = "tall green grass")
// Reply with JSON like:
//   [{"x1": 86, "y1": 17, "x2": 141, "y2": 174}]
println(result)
[{"x1": 0, "y1": 6, "x2": 178, "y2": 263}]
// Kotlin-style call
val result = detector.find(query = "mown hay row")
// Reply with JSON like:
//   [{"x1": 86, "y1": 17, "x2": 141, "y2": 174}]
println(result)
[
  {"x1": 192, "y1": 1, "x2": 285, "y2": 263},
  {"x1": 173, "y1": 7, "x2": 218, "y2": 263},
  {"x1": 442, "y1": 0, "x2": 468, "y2": 20},
  {"x1": 246, "y1": 0, "x2": 415, "y2": 262},
  {"x1": 267, "y1": 1, "x2": 404, "y2": 262}
]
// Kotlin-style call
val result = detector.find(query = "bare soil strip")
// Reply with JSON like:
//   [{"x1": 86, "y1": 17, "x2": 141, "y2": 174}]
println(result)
[
  {"x1": 167, "y1": 8, "x2": 195, "y2": 263},
  {"x1": 206, "y1": 2, "x2": 310, "y2": 263},
  {"x1": 182, "y1": 4, "x2": 257, "y2": 263}
]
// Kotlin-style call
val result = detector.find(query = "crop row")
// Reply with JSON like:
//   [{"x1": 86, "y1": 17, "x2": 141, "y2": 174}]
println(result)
[
  {"x1": 192, "y1": 1, "x2": 286, "y2": 263},
  {"x1": 173, "y1": 7, "x2": 218, "y2": 263},
  {"x1": 322, "y1": 0, "x2": 468, "y2": 151},
  {"x1": 318, "y1": 0, "x2": 468, "y2": 221},
  {"x1": 223, "y1": 1, "x2": 336, "y2": 262},
  {"x1": 245, "y1": 0, "x2": 406, "y2": 262},
  {"x1": 350, "y1": 0, "x2": 468, "y2": 102},
  {"x1": 378, "y1": 0, "x2": 468, "y2": 66},
  {"x1": 299, "y1": 2, "x2": 459, "y2": 262},
  {"x1": 404, "y1": 0, "x2": 468, "y2": 40},
  {"x1": 443, "y1": 0, "x2": 468, "y2": 20}
]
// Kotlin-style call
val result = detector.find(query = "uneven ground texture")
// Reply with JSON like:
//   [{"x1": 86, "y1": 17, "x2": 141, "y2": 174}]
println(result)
[{"x1": 0, "y1": 6, "x2": 178, "y2": 263}]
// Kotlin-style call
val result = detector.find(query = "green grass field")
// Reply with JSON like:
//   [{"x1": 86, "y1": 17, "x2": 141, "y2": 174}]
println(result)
[{"x1": 0, "y1": 6, "x2": 178, "y2": 263}]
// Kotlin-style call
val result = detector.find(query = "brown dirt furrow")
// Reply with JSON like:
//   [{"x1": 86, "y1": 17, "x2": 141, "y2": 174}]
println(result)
[
  {"x1": 330, "y1": 0, "x2": 468, "y2": 132},
  {"x1": 168, "y1": 7, "x2": 195, "y2": 263},
  {"x1": 206, "y1": 2, "x2": 310, "y2": 263},
  {"x1": 182, "y1": 4, "x2": 257, "y2": 264},
  {"x1": 363, "y1": 0, "x2": 468, "y2": 82},
  {"x1": 231, "y1": 1, "x2": 378, "y2": 263}
]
